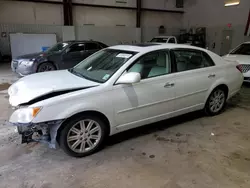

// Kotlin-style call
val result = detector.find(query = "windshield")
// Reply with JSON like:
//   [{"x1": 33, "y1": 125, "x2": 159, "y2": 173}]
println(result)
[
  {"x1": 69, "y1": 49, "x2": 137, "y2": 83},
  {"x1": 150, "y1": 37, "x2": 169, "y2": 43},
  {"x1": 230, "y1": 43, "x2": 250, "y2": 55},
  {"x1": 46, "y1": 42, "x2": 69, "y2": 53}
]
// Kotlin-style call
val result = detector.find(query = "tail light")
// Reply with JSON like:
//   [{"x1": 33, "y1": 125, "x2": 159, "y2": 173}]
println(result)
[{"x1": 236, "y1": 64, "x2": 242, "y2": 73}]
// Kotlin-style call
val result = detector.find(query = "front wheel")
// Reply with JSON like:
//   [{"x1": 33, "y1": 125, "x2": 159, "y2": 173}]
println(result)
[
  {"x1": 205, "y1": 88, "x2": 226, "y2": 116},
  {"x1": 59, "y1": 115, "x2": 108, "y2": 157},
  {"x1": 37, "y1": 62, "x2": 55, "y2": 72}
]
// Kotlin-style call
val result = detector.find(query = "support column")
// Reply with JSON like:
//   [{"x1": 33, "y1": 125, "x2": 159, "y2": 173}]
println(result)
[
  {"x1": 63, "y1": 0, "x2": 73, "y2": 26},
  {"x1": 136, "y1": 0, "x2": 141, "y2": 28}
]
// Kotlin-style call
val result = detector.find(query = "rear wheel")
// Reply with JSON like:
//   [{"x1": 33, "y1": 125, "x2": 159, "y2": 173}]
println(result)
[
  {"x1": 59, "y1": 115, "x2": 108, "y2": 157},
  {"x1": 37, "y1": 62, "x2": 55, "y2": 72},
  {"x1": 205, "y1": 88, "x2": 226, "y2": 115}
]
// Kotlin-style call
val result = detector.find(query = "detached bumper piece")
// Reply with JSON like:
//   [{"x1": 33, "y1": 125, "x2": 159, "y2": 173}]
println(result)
[{"x1": 11, "y1": 120, "x2": 64, "y2": 149}]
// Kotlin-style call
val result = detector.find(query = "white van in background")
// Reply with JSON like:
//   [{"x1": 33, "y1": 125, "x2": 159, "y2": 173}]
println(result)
[{"x1": 150, "y1": 36, "x2": 178, "y2": 44}]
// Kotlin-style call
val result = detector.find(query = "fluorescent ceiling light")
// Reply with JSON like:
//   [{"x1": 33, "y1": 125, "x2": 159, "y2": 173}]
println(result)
[{"x1": 225, "y1": 2, "x2": 240, "y2": 6}]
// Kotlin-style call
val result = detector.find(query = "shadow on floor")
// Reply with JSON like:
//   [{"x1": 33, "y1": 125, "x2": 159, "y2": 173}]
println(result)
[
  {"x1": 107, "y1": 86, "x2": 250, "y2": 146},
  {"x1": 106, "y1": 110, "x2": 204, "y2": 146}
]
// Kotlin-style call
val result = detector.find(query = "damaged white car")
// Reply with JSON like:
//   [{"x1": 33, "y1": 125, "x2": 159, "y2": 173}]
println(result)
[{"x1": 8, "y1": 44, "x2": 243, "y2": 157}]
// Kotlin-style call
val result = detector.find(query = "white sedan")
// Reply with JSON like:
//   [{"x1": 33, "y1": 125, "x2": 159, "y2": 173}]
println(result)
[
  {"x1": 223, "y1": 41, "x2": 250, "y2": 82},
  {"x1": 8, "y1": 43, "x2": 243, "y2": 157}
]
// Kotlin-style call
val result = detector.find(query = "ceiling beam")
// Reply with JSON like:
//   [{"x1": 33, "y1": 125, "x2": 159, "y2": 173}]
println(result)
[{"x1": 11, "y1": 0, "x2": 184, "y2": 13}]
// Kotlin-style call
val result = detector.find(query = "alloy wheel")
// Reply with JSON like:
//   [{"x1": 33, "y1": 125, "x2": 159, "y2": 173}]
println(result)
[
  {"x1": 209, "y1": 89, "x2": 225, "y2": 113},
  {"x1": 39, "y1": 64, "x2": 54, "y2": 72},
  {"x1": 66, "y1": 119, "x2": 102, "y2": 154}
]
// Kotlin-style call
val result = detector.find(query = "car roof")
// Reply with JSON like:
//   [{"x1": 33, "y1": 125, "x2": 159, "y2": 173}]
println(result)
[{"x1": 108, "y1": 43, "x2": 206, "y2": 53}]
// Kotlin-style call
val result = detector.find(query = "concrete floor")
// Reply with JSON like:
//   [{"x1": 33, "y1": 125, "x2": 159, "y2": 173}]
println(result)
[{"x1": 0, "y1": 62, "x2": 250, "y2": 188}]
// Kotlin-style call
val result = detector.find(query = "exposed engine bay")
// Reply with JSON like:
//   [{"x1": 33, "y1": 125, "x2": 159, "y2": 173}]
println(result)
[
  {"x1": 13, "y1": 120, "x2": 64, "y2": 148},
  {"x1": 9, "y1": 86, "x2": 97, "y2": 148}
]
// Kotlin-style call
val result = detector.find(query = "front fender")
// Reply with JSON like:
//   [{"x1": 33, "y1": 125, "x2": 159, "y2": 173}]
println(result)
[{"x1": 32, "y1": 101, "x2": 115, "y2": 129}]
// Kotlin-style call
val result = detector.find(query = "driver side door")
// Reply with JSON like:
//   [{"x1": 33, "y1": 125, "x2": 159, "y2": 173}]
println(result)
[{"x1": 113, "y1": 50, "x2": 176, "y2": 132}]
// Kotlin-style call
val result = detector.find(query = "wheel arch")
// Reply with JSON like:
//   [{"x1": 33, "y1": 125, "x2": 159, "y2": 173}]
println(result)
[
  {"x1": 36, "y1": 61, "x2": 57, "y2": 72},
  {"x1": 56, "y1": 110, "x2": 111, "y2": 141},
  {"x1": 205, "y1": 83, "x2": 229, "y2": 104}
]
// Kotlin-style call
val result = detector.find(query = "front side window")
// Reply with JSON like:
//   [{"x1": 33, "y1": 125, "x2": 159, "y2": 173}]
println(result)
[
  {"x1": 68, "y1": 43, "x2": 85, "y2": 53},
  {"x1": 69, "y1": 49, "x2": 137, "y2": 83},
  {"x1": 230, "y1": 43, "x2": 250, "y2": 55},
  {"x1": 128, "y1": 51, "x2": 171, "y2": 79},
  {"x1": 173, "y1": 49, "x2": 214, "y2": 72},
  {"x1": 46, "y1": 42, "x2": 69, "y2": 53}
]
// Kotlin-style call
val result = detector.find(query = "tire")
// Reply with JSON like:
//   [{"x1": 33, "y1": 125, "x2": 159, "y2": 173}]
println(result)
[
  {"x1": 205, "y1": 88, "x2": 226, "y2": 116},
  {"x1": 37, "y1": 62, "x2": 55, "y2": 72},
  {"x1": 59, "y1": 115, "x2": 108, "y2": 157}
]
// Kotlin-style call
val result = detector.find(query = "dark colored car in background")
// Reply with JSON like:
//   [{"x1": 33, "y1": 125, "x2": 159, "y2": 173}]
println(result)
[{"x1": 11, "y1": 40, "x2": 108, "y2": 76}]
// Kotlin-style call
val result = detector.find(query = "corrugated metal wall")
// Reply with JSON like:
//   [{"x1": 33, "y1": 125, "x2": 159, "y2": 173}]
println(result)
[
  {"x1": 0, "y1": 24, "x2": 63, "y2": 55},
  {"x1": 0, "y1": 23, "x2": 183, "y2": 56},
  {"x1": 75, "y1": 26, "x2": 141, "y2": 46}
]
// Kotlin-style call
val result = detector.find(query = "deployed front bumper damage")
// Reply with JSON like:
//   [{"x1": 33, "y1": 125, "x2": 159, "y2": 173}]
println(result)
[{"x1": 9, "y1": 120, "x2": 64, "y2": 148}]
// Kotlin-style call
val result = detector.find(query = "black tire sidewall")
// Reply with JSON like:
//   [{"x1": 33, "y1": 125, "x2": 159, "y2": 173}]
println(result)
[
  {"x1": 59, "y1": 115, "x2": 108, "y2": 157},
  {"x1": 205, "y1": 88, "x2": 226, "y2": 116},
  {"x1": 37, "y1": 62, "x2": 55, "y2": 72}
]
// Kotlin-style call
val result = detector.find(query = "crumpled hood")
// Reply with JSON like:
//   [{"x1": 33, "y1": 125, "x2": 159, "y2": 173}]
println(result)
[
  {"x1": 8, "y1": 70, "x2": 99, "y2": 106},
  {"x1": 223, "y1": 54, "x2": 250, "y2": 65}
]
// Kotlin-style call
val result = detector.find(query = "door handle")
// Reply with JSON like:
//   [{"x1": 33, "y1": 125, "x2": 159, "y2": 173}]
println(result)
[
  {"x1": 208, "y1": 74, "x2": 216, "y2": 78},
  {"x1": 164, "y1": 82, "x2": 175, "y2": 88}
]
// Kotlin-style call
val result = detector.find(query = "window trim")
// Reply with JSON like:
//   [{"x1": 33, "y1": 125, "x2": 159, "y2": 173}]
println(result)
[{"x1": 170, "y1": 48, "x2": 215, "y2": 73}]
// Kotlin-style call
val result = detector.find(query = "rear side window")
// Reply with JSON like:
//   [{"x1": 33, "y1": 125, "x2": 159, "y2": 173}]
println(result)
[
  {"x1": 173, "y1": 49, "x2": 214, "y2": 72},
  {"x1": 85, "y1": 43, "x2": 98, "y2": 50},
  {"x1": 230, "y1": 43, "x2": 250, "y2": 55}
]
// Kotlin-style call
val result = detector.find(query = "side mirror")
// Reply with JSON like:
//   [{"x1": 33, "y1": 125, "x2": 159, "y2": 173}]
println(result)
[{"x1": 116, "y1": 72, "x2": 141, "y2": 85}]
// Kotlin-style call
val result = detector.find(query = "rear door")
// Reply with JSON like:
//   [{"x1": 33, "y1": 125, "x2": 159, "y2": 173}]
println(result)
[
  {"x1": 61, "y1": 42, "x2": 86, "y2": 69},
  {"x1": 171, "y1": 48, "x2": 217, "y2": 113}
]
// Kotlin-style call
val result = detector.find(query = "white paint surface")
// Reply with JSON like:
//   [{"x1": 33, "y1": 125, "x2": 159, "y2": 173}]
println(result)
[{"x1": 8, "y1": 44, "x2": 243, "y2": 137}]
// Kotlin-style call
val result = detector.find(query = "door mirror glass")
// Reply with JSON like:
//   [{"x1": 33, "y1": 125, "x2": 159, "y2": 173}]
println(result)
[{"x1": 116, "y1": 72, "x2": 141, "y2": 84}]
